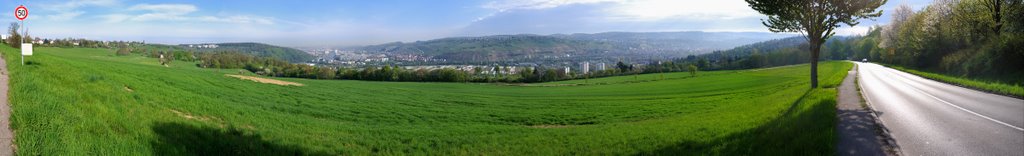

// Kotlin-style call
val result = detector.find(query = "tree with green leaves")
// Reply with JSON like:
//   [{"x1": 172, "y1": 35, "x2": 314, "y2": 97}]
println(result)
[
  {"x1": 745, "y1": 0, "x2": 887, "y2": 88},
  {"x1": 6, "y1": 22, "x2": 21, "y2": 48},
  {"x1": 688, "y1": 64, "x2": 699, "y2": 77},
  {"x1": 116, "y1": 48, "x2": 131, "y2": 56}
]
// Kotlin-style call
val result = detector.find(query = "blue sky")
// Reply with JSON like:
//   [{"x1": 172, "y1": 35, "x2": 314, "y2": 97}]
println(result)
[{"x1": 1, "y1": 0, "x2": 932, "y2": 47}]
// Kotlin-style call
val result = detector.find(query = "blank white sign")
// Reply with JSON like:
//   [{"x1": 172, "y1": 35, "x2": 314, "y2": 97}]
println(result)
[{"x1": 21, "y1": 43, "x2": 31, "y2": 56}]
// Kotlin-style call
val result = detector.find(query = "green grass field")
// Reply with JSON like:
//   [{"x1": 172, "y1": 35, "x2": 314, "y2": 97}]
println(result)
[{"x1": 0, "y1": 45, "x2": 851, "y2": 155}]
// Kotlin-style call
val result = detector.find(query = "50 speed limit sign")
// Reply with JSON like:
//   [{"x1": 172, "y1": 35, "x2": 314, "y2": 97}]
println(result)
[{"x1": 14, "y1": 5, "x2": 27, "y2": 21}]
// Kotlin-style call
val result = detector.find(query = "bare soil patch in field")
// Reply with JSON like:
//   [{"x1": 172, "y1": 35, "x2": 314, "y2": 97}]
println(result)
[{"x1": 226, "y1": 74, "x2": 304, "y2": 86}]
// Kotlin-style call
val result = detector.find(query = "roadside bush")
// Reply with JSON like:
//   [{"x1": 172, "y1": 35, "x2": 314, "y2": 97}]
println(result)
[{"x1": 939, "y1": 49, "x2": 971, "y2": 76}]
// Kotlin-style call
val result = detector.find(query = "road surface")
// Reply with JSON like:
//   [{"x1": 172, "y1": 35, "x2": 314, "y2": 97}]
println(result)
[{"x1": 857, "y1": 62, "x2": 1024, "y2": 156}]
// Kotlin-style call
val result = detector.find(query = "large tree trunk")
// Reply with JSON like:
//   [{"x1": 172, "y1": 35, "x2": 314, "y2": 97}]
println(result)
[
  {"x1": 993, "y1": 0, "x2": 1002, "y2": 34},
  {"x1": 809, "y1": 40, "x2": 821, "y2": 88}
]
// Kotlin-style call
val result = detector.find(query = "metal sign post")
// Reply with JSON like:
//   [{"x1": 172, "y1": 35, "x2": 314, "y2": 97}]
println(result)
[{"x1": 15, "y1": 5, "x2": 28, "y2": 65}]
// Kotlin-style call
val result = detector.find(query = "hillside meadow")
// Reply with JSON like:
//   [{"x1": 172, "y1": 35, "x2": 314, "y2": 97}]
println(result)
[{"x1": 0, "y1": 45, "x2": 850, "y2": 155}]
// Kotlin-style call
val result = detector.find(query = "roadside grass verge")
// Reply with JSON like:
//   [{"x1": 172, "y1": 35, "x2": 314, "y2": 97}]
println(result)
[{"x1": 884, "y1": 65, "x2": 1023, "y2": 98}]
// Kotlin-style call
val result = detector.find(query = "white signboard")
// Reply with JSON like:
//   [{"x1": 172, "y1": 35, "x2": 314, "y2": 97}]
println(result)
[{"x1": 21, "y1": 43, "x2": 31, "y2": 56}]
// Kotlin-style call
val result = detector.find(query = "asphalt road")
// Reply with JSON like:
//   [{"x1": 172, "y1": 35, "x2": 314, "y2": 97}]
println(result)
[{"x1": 856, "y1": 62, "x2": 1024, "y2": 156}]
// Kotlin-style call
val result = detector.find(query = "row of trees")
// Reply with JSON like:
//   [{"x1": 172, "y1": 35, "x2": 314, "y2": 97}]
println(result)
[
  {"x1": 7, "y1": 22, "x2": 144, "y2": 49},
  {"x1": 119, "y1": 46, "x2": 199, "y2": 64},
  {"x1": 193, "y1": 50, "x2": 705, "y2": 83},
  {"x1": 40, "y1": 38, "x2": 137, "y2": 48},
  {"x1": 193, "y1": 51, "x2": 475, "y2": 82},
  {"x1": 674, "y1": 36, "x2": 843, "y2": 71},
  {"x1": 872, "y1": 0, "x2": 1022, "y2": 83},
  {"x1": 337, "y1": 66, "x2": 472, "y2": 82}
]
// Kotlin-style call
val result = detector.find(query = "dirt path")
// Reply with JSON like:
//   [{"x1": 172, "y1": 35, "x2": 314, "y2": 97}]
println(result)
[
  {"x1": 836, "y1": 63, "x2": 892, "y2": 156},
  {"x1": 0, "y1": 53, "x2": 14, "y2": 155}
]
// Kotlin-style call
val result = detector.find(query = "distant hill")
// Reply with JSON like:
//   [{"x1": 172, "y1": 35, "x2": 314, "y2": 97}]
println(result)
[
  {"x1": 182, "y1": 42, "x2": 313, "y2": 63},
  {"x1": 359, "y1": 35, "x2": 613, "y2": 62},
  {"x1": 710, "y1": 36, "x2": 807, "y2": 57},
  {"x1": 554, "y1": 31, "x2": 793, "y2": 52},
  {"x1": 705, "y1": 36, "x2": 853, "y2": 57},
  {"x1": 353, "y1": 31, "x2": 792, "y2": 62}
]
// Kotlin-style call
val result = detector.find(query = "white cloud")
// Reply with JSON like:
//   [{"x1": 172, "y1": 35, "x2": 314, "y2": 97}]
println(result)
[
  {"x1": 466, "y1": 0, "x2": 768, "y2": 36},
  {"x1": 100, "y1": 14, "x2": 131, "y2": 23},
  {"x1": 103, "y1": 3, "x2": 275, "y2": 25},
  {"x1": 43, "y1": 0, "x2": 119, "y2": 11},
  {"x1": 605, "y1": 0, "x2": 761, "y2": 21},
  {"x1": 479, "y1": 0, "x2": 762, "y2": 22},
  {"x1": 196, "y1": 15, "x2": 275, "y2": 25},
  {"x1": 123, "y1": 4, "x2": 197, "y2": 21},
  {"x1": 128, "y1": 3, "x2": 198, "y2": 13},
  {"x1": 36, "y1": 0, "x2": 119, "y2": 22},
  {"x1": 482, "y1": 0, "x2": 620, "y2": 11},
  {"x1": 41, "y1": 11, "x2": 86, "y2": 21}
]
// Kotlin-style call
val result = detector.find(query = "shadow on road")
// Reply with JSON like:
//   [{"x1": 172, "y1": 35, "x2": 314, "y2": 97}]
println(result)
[
  {"x1": 150, "y1": 122, "x2": 331, "y2": 156},
  {"x1": 836, "y1": 109, "x2": 888, "y2": 155}
]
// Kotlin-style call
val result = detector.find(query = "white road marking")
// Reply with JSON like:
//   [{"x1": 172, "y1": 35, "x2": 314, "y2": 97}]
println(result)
[{"x1": 871, "y1": 63, "x2": 1024, "y2": 131}]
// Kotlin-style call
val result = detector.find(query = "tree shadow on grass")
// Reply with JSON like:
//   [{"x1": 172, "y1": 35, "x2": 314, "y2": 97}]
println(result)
[
  {"x1": 641, "y1": 89, "x2": 837, "y2": 155},
  {"x1": 150, "y1": 122, "x2": 331, "y2": 156}
]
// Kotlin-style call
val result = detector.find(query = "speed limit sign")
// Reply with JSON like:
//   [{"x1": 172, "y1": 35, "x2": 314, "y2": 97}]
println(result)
[{"x1": 14, "y1": 5, "x2": 27, "y2": 21}]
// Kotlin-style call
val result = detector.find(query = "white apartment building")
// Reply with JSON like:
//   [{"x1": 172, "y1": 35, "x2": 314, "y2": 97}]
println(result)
[{"x1": 581, "y1": 62, "x2": 590, "y2": 74}]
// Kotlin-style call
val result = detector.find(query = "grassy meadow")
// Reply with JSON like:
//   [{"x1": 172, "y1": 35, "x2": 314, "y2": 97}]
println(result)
[{"x1": 0, "y1": 45, "x2": 851, "y2": 155}]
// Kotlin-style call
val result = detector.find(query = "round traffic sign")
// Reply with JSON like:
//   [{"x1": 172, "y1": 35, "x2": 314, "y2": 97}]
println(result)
[{"x1": 14, "y1": 5, "x2": 27, "y2": 21}]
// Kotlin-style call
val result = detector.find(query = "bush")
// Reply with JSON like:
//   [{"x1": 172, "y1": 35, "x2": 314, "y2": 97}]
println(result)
[
  {"x1": 688, "y1": 64, "x2": 698, "y2": 77},
  {"x1": 116, "y1": 48, "x2": 131, "y2": 56}
]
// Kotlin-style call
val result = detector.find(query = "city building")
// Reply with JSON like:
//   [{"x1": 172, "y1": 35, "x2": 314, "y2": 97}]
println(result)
[
  {"x1": 581, "y1": 62, "x2": 590, "y2": 74},
  {"x1": 185, "y1": 44, "x2": 220, "y2": 48}
]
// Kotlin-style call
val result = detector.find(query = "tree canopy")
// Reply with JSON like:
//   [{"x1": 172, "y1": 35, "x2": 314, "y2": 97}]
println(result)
[{"x1": 745, "y1": 0, "x2": 886, "y2": 87}]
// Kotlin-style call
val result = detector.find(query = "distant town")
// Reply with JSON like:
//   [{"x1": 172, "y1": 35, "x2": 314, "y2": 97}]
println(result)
[{"x1": 301, "y1": 47, "x2": 615, "y2": 75}]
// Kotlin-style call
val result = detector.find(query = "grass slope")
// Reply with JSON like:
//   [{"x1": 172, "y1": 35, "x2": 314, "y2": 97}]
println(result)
[
  {"x1": 884, "y1": 65, "x2": 1023, "y2": 98},
  {"x1": 1, "y1": 45, "x2": 851, "y2": 155}
]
